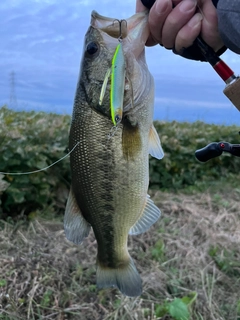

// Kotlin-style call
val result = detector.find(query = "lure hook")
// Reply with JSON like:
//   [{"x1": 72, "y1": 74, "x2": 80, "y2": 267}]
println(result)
[{"x1": 112, "y1": 19, "x2": 127, "y2": 42}]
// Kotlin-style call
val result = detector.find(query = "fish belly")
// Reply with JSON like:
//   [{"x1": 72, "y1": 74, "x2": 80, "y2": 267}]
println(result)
[{"x1": 69, "y1": 105, "x2": 148, "y2": 296}]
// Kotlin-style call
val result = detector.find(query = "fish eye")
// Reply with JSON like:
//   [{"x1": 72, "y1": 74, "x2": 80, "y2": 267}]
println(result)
[
  {"x1": 86, "y1": 42, "x2": 99, "y2": 56},
  {"x1": 115, "y1": 115, "x2": 121, "y2": 124}
]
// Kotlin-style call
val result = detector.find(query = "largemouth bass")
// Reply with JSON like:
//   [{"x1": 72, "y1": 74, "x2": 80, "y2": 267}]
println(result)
[{"x1": 64, "y1": 10, "x2": 164, "y2": 297}]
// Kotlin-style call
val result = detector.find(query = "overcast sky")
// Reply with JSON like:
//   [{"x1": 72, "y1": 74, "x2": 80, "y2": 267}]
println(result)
[{"x1": 1, "y1": 0, "x2": 240, "y2": 125}]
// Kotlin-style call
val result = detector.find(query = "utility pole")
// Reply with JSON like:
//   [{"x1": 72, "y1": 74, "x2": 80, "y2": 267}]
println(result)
[{"x1": 9, "y1": 71, "x2": 18, "y2": 109}]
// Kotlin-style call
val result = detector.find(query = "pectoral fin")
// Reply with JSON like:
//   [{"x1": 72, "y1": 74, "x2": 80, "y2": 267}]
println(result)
[
  {"x1": 149, "y1": 125, "x2": 164, "y2": 159},
  {"x1": 64, "y1": 187, "x2": 91, "y2": 244},
  {"x1": 129, "y1": 195, "x2": 161, "y2": 235}
]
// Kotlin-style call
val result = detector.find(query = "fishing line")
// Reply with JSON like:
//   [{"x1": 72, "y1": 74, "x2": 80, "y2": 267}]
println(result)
[
  {"x1": 107, "y1": 124, "x2": 121, "y2": 140},
  {"x1": 0, "y1": 142, "x2": 80, "y2": 176}
]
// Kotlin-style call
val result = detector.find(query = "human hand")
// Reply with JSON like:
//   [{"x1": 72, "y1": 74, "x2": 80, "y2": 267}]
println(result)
[{"x1": 136, "y1": 0, "x2": 224, "y2": 54}]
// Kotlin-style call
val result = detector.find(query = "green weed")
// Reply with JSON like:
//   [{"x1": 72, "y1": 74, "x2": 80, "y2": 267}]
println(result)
[
  {"x1": 209, "y1": 246, "x2": 240, "y2": 277},
  {"x1": 155, "y1": 293, "x2": 197, "y2": 320},
  {"x1": 1, "y1": 107, "x2": 240, "y2": 220},
  {"x1": 151, "y1": 239, "x2": 166, "y2": 262}
]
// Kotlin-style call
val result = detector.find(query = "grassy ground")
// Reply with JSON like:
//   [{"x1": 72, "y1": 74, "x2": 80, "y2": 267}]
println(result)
[{"x1": 1, "y1": 186, "x2": 240, "y2": 320}]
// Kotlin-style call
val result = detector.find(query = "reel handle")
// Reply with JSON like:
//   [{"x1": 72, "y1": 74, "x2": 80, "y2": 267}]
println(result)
[
  {"x1": 195, "y1": 142, "x2": 223, "y2": 162},
  {"x1": 195, "y1": 142, "x2": 240, "y2": 162}
]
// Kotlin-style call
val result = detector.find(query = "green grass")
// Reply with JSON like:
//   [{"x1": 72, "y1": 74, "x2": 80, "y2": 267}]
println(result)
[
  {"x1": 1, "y1": 188, "x2": 240, "y2": 319},
  {"x1": 1, "y1": 106, "x2": 240, "y2": 319},
  {"x1": 1, "y1": 106, "x2": 240, "y2": 221}
]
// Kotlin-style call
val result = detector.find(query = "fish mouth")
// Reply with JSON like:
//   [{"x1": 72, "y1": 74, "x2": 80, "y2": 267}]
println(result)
[{"x1": 91, "y1": 10, "x2": 149, "y2": 58}]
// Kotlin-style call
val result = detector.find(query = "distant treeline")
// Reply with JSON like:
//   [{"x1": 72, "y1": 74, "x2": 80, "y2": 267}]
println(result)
[{"x1": 0, "y1": 106, "x2": 239, "y2": 219}]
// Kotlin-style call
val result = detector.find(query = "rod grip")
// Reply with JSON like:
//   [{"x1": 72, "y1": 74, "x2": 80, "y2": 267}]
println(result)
[
  {"x1": 195, "y1": 143, "x2": 223, "y2": 162},
  {"x1": 224, "y1": 77, "x2": 240, "y2": 111}
]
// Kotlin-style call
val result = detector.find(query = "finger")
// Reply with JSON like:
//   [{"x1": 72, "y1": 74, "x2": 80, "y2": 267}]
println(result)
[
  {"x1": 200, "y1": 0, "x2": 224, "y2": 51},
  {"x1": 172, "y1": 0, "x2": 183, "y2": 6},
  {"x1": 174, "y1": 12, "x2": 202, "y2": 52},
  {"x1": 161, "y1": 0, "x2": 196, "y2": 49},
  {"x1": 136, "y1": 0, "x2": 147, "y2": 12},
  {"x1": 148, "y1": 0, "x2": 173, "y2": 45},
  {"x1": 146, "y1": 33, "x2": 160, "y2": 46}
]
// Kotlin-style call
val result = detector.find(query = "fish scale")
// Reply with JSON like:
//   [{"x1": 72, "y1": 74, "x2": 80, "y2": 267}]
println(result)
[
  {"x1": 71, "y1": 104, "x2": 148, "y2": 263},
  {"x1": 64, "y1": 10, "x2": 164, "y2": 297}
]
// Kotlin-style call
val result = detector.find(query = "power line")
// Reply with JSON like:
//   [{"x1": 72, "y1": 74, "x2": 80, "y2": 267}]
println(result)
[{"x1": 9, "y1": 71, "x2": 18, "y2": 109}]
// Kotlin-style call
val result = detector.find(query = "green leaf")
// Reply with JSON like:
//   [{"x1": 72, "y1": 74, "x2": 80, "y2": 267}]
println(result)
[
  {"x1": 0, "y1": 279, "x2": 7, "y2": 287},
  {"x1": 181, "y1": 292, "x2": 198, "y2": 307},
  {"x1": 169, "y1": 298, "x2": 190, "y2": 320},
  {"x1": 155, "y1": 303, "x2": 169, "y2": 317}
]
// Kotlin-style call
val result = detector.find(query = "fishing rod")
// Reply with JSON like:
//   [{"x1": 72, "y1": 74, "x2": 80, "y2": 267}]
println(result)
[
  {"x1": 194, "y1": 37, "x2": 240, "y2": 111},
  {"x1": 141, "y1": 0, "x2": 240, "y2": 110},
  {"x1": 141, "y1": 0, "x2": 240, "y2": 160},
  {"x1": 195, "y1": 141, "x2": 240, "y2": 162}
]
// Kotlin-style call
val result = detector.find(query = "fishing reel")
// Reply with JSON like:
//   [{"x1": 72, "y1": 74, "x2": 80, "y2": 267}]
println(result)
[{"x1": 195, "y1": 135, "x2": 240, "y2": 162}]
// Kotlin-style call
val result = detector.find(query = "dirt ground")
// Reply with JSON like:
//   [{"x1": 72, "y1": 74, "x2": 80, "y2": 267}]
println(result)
[{"x1": 1, "y1": 190, "x2": 240, "y2": 320}]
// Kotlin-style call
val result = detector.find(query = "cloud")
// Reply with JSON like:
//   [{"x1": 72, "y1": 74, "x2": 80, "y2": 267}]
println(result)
[
  {"x1": 154, "y1": 97, "x2": 230, "y2": 109},
  {"x1": 1, "y1": 0, "x2": 240, "y2": 124}
]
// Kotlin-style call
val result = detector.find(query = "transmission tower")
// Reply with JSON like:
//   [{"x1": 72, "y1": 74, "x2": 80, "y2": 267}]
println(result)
[{"x1": 9, "y1": 71, "x2": 18, "y2": 109}]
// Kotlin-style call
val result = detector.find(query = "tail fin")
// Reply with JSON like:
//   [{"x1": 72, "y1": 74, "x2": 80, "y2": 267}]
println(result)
[{"x1": 96, "y1": 257, "x2": 142, "y2": 297}]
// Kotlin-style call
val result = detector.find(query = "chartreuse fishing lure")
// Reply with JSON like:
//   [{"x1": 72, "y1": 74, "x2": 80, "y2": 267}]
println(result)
[
  {"x1": 110, "y1": 41, "x2": 125, "y2": 125},
  {"x1": 99, "y1": 20, "x2": 126, "y2": 126}
]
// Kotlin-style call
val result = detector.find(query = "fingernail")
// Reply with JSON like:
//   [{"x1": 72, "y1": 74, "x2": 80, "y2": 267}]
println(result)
[
  {"x1": 155, "y1": 0, "x2": 171, "y2": 15},
  {"x1": 179, "y1": 0, "x2": 196, "y2": 13},
  {"x1": 187, "y1": 13, "x2": 203, "y2": 28}
]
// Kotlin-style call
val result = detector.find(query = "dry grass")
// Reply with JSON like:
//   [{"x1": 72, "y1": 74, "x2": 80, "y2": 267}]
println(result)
[{"x1": 1, "y1": 190, "x2": 240, "y2": 320}]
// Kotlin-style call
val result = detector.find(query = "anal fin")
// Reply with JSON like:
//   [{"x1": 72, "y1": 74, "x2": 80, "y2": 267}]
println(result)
[
  {"x1": 149, "y1": 124, "x2": 164, "y2": 159},
  {"x1": 129, "y1": 195, "x2": 161, "y2": 235},
  {"x1": 64, "y1": 187, "x2": 91, "y2": 244}
]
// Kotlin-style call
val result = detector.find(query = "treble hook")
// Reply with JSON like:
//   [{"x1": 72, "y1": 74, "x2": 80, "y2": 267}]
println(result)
[{"x1": 112, "y1": 19, "x2": 127, "y2": 42}]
